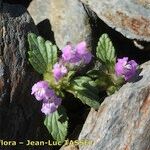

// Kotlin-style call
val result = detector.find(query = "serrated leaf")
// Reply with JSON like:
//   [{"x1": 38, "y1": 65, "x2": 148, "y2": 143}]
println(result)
[
  {"x1": 28, "y1": 33, "x2": 58, "y2": 74},
  {"x1": 44, "y1": 106, "x2": 68, "y2": 143},
  {"x1": 45, "y1": 41, "x2": 58, "y2": 71},
  {"x1": 96, "y1": 34, "x2": 116, "y2": 63},
  {"x1": 29, "y1": 57, "x2": 45, "y2": 74},
  {"x1": 68, "y1": 76, "x2": 100, "y2": 109}
]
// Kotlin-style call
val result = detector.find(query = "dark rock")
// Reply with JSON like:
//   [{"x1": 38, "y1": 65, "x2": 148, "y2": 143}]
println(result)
[
  {"x1": 79, "y1": 61, "x2": 150, "y2": 150},
  {"x1": 81, "y1": 0, "x2": 150, "y2": 41},
  {"x1": 0, "y1": 3, "x2": 51, "y2": 149},
  {"x1": 3, "y1": 0, "x2": 32, "y2": 8}
]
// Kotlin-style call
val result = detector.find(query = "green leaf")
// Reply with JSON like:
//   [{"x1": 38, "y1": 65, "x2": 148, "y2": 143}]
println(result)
[
  {"x1": 87, "y1": 70, "x2": 100, "y2": 78},
  {"x1": 96, "y1": 34, "x2": 116, "y2": 63},
  {"x1": 44, "y1": 106, "x2": 68, "y2": 143},
  {"x1": 106, "y1": 85, "x2": 117, "y2": 96},
  {"x1": 67, "y1": 76, "x2": 100, "y2": 110},
  {"x1": 45, "y1": 41, "x2": 58, "y2": 71},
  {"x1": 28, "y1": 33, "x2": 58, "y2": 74}
]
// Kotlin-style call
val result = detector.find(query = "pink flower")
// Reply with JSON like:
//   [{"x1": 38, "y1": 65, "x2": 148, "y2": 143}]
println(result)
[
  {"x1": 31, "y1": 81, "x2": 55, "y2": 101},
  {"x1": 76, "y1": 41, "x2": 92, "y2": 64},
  {"x1": 31, "y1": 81, "x2": 62, "y2": 115},
  {"x1": 61, "y1": 41, "x2": 92, "y2": 64},
  {"x1": 41, "y1": 96, "x2": 62, "y2": 115},
  {"x1": 115, "y1": 57, "x2": 138, "y2": 81},
  {"x1": 52, "y1": 63, "x2": 68, "y2": 81},
  {"x1": 62, "y1": 44, "x2": 80, "y2": 63}
]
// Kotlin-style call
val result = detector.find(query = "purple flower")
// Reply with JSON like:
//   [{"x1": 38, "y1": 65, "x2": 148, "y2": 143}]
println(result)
[
  {"x1": 62, "y1": 45, "x2": 75, "y2": 62},
  {"x1": 31, "y1": 81, "x2": 55, "y2": 101},
  {"x1": 115, "y1": 57, "x2": 138, "y2": 81},
  {"x1": 76, "y1": 41, "x2": 92, "y2": 64},
  {"x1": 41, "y1": 96, "x2": 62, "y2": 115},
  {"x1": 31, "y1": 81, "x2": 62, "y2": 115},
  {"x1": 52, "y1": 63, "x2": 68, "y2": 81},
  {"x1": 62, "y1": 44, "x2": 80, "y2": 63},
  {"x1": 61, "y1": 41, "x2": 92, "y2": 64}
]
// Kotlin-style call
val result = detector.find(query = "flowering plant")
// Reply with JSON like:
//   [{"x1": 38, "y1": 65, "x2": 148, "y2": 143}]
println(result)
[
  {"x1": 28, "y1": 33, "x2": 138, "y2": 143},
  {"x1": 87, "y1": 34, "x2": 138, "y2": 95},
  {"x1": 28, "y1": 33, "x2": 100, "y2": 143}
]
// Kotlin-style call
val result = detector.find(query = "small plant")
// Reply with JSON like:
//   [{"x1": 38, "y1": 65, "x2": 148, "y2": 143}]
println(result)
[
  {"x1": 87, "y1": 34, "x2": 138, "y2": 95},
  {"x1": 28, "y1": 33, "x2": 138, "y2": 143}
]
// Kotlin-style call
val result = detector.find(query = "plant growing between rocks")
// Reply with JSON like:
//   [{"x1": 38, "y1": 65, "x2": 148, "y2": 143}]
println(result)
[{"x1": 28, "y1": 33, "x2": 138, "y2": 144}]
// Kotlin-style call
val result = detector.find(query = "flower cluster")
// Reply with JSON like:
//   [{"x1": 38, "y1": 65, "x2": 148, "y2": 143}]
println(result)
[
  {"x1": 52, "y1": 63, "x2": 68, "y2": 82},
  {"x1": 31, "y1": 41, "x2": 92, "y2": 115},
  {"x1": 52, "y1": 41, "x2": 92, "y2": 82},
  {"x1": 115, "y1": 57, "x2": 138, "y2": 81},
  {"x1": 31, "y1": 81, "x2": 61, "y2": 115},
  {"x1": 62, "y1": 41, "x2": 92, "y2": 64},
  {"x1": 31, "y1": 43, "x2": 138, "y2": 116}
]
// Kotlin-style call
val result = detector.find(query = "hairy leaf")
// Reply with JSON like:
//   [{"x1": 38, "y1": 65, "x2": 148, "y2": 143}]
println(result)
[
  {"x1": 68, "y1": 76, "x2": 100, "y2": 109},
  {"x1": 28, "y1": 33, "x2": 57, "y2": 74},
  {"x1": 96, "y1": 34, "x2": 116, "y2": 63},
  {"x1": 44, "y1": 106, "x2": 68, "y2": 143}
]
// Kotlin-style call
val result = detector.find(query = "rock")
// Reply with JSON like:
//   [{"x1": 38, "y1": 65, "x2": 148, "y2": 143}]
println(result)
[
  {"x1": 28, "y1": 0, "x2": 50, "y2": 25},
  {"x1": 79, "y1": 61, "x2": 150, "y2": 150},
  {"x1": 60, "y1": 145, "x2": 79, "y2": 150},
  {"x1": 28, "y1": 0, "x2": 92, "y2": 49},
  {"x1": 81, "y1": 0, "x2": 150, "y2": 41},
  {"x1": 28, "y1": 0, "x2": 55, "y2": 43},
  {"x1": 0, "y1": 3, "x2": 51, "y2": 148},
  {"x1": 3, "y1": 0, "x2": 32, "y2": 7}
]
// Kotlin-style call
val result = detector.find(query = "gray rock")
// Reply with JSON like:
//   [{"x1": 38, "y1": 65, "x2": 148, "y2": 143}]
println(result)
[
  {"x1": 79, "y1": 61, "x2": 150, "y2": 150},
  {"x1": 28, "y1": 0, "x2": 51, "y2": 25},
  {"x1": 81, "y1": 0, "x2": 150, "y2": 41},
  {"x1": 28, "y1": 0, "x2": 92, "y2": 49}
]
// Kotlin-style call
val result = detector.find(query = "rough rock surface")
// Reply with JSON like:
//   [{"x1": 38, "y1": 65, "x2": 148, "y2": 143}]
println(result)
[
  {"x1": 28, "y1": 0, "x2": 50, "y2": 25},
  {"x1": 0, "y1": 3, "x2": 51, "y2": 149},
  {"x1": 79, "y1": 61, "x2": 150, "y2": 150},
  {"x1": 28, "y1": 0, "x2": 92, "y2": 49},
  {"x1": 81, "y1": 0, "x2": 150, "y2": 41}
]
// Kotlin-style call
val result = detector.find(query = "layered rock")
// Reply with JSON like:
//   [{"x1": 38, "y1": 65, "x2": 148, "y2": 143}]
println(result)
[
  {"x1": 0, "y1": 3, "x2": 50, "y2": 149},
  {"x1": 79, "y1": 61, "x2": 150, "y2": 150},
  {"x1": 81, "y1": 0, "x2": 150, "y2": 41}
]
